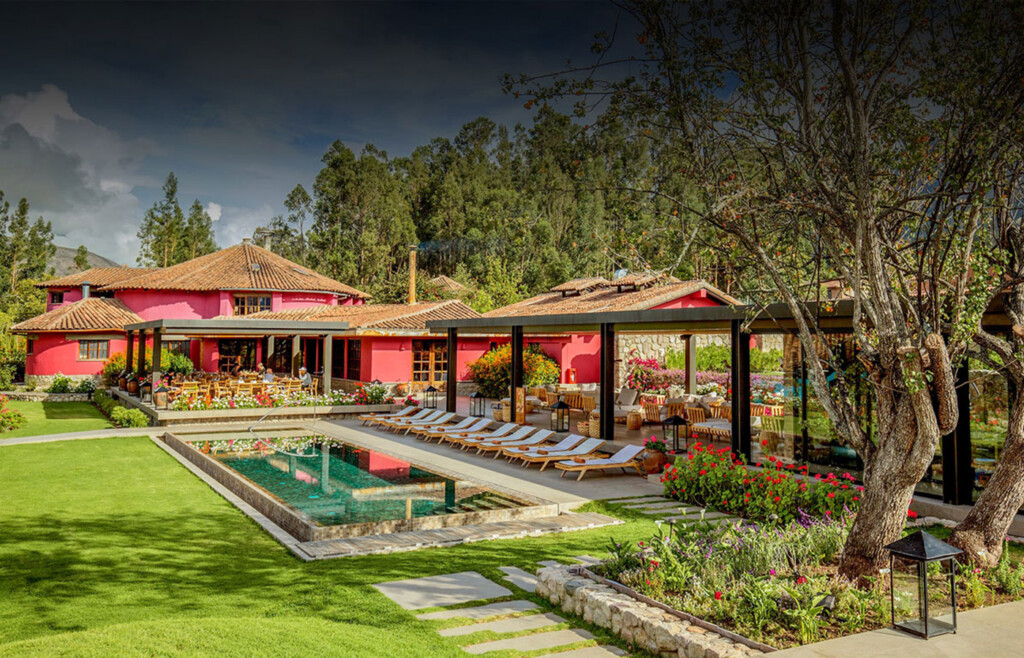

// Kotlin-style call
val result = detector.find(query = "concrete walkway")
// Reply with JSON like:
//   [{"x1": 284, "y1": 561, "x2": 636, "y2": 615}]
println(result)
[
  {"x1": 777, "y1": 599, "x2": 1024, "y2": 657},
  {"x1": 0, "y1": 427, "x2": 161, "y2": 446}
]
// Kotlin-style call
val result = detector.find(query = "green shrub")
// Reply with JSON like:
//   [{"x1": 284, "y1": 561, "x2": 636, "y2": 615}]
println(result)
[
  {"x1": 696, "y1": 343, "x2": 731, "y2": 371},
  {"x1": 103, "y1": 350, "x2": 194, "y2": 385},
  {"x1": 750, "y1": 348, "x2": 783, "y2": 373},
  {"x1": 110, "y1": 406, "x2": 149, "y2": 428},
  {"x1": 0, "y1": 364, "x2": 14, "y2": 390},
  {"x1": 0, "y1": 393, "x2": 26, "y2": 433},
  {"x1": 74, "y1": 379, "x2": 96, "y2": 394},
  {"x1": 467, "y1": 343, "x2": 560, "y2": 399},
  {"x1": 46, "y1": 373, "x2": 74, "y2": 394}
]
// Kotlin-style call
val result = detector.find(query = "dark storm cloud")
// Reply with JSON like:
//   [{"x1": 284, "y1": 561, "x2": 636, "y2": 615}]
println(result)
[{"x1": 0, "y1": 1, "x2": 630, "y2": 262}]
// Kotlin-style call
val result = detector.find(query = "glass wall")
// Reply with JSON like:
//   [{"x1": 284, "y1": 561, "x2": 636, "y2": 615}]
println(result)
[{"x1": 969, "y1": 361, "x2": 1009, "y2": 500}]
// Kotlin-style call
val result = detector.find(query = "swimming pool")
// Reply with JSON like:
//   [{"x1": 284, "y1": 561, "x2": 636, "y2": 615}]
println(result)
[{"x1": 164, "y1": 431, "x2": 554, "y2": 542}]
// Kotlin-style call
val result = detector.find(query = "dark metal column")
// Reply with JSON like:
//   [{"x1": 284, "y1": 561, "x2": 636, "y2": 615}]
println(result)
[
  {"x1": 446, "y1": 328, "x2": 458, "y2": 413},
  {"x1": 322, "y1": 335, "x2": 333, "y2": 394},
  {"x1": 730, "y1": 320, "x2": 752, "y2": 459},
  {"x1": 125, "y1": 330, "x2": 135, "y2": 376},
  {"x1": 600, "y1": 323, "x2": 616, "y2": 441},
  {"x1": 291, "y1": 335, "x2": 301, "y2": 376},
  {"x1": 942, "y1": 358, "x2": 974, "y2": 505},
  {"x1": 684, "y1": 334, "x2": 697, "y2": 394},
  {"x1": 136, "y1": 331, "x2": 147, "y2": 381},
  {"x1": 511, "y1": 326, "x2": 524, "y2": 422},
  {"x1": 151, "y1": 328, "x2": 162, "y2": 386}
]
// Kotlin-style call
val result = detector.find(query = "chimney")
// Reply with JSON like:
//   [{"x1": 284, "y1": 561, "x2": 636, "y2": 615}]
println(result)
[
  {"x1": 82, "y1": 282, "x2": 91, "y2": 299},
  {"x1": 242, "y1": 237, "x2": 252, "y2": 245},
  {"x1": 408, "y1": 245, "x2": 417, "y2": 305}
]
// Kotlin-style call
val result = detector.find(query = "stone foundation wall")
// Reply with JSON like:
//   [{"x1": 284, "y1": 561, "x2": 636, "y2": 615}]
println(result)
[
  {"x1": 536, "y1": 565, "x2": 766, "y2": 658},
  {"x1": 25, "y1": 374, "x2": 103, "y2": 390},
  {"x1": 0, "y1": 391, "x2": 93, "y2": 402}
]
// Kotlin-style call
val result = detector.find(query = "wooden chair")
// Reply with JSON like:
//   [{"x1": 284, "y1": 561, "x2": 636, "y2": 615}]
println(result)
[
  {"x1": 235, "y1": 382, "x2": 253, "y2": 397},
  {"x1": 666, "y1": 402, "x2": 687, "y2": 419},
  {"x1": 685, "y1": 406, "x2": 707, "y2": 440},
  {"x1": 641, "y1": 401, "x2": 662, "y2": 425},
  {"x1": 580, "y1": 395, "x2": 596, "y2": 414},
  {"x1": 711, "y1": 404, "x2": 732, "y2": 421}
]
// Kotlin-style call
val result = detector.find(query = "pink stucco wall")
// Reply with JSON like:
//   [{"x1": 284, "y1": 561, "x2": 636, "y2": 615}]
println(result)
[
  {"x1": 45, "y1": 287, "x2": 83, "y2": 312},
  {"x1": 651, "y1": 289, "x2": 721, "y2": 310},
  {"x1": 365, "y1": 337, "x2": 413, "y2": 383},
  {"x1": 25, "y1": 333, "x2": 127, "y2": 376}
]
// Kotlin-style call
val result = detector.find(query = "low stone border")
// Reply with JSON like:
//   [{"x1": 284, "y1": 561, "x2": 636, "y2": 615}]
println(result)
[
  {"x1": 536, "y1": 565, "x2": 773, "y2": 657},
  {"x1": 0, "y1": 391, "x2": 92, "y2": 402}
]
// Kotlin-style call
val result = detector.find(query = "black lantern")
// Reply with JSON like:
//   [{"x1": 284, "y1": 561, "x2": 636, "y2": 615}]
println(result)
[
  {"x1": 118, "y1": 369, "x2": 128, "y2": 391},
  {"x1": 550, "y1": 400, "x2": 571, "y2": 432},
  {"x1": 469, "y1": 391, "x2": 486, "y2": 417},
  {"x1": 663, "y1": 415, "x2": 686, "y2": 453},
  {"x1": 884, "y1": 530, "x2": 962, "y2": 638},
  {"x1": 153, "y1": 384, "x2": 170, "y2": 410},
  {"x1": 423, "y1": 385, "x2": 438, "y2": 409},
  {"x1": 140, "y1": 381, "x2": 153, "y2": 404}
]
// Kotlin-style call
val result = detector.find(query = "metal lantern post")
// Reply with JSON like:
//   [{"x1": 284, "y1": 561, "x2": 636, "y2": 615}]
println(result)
[
  {"x1": 884, "y1": 530, "x2": 963, "y2": 638},
  {"x1": 153, "y1": 384, "x2": 170, "y2": 410},
  {"x1": 550, "y1": 400, "x2": 571, "y2": 432},
  {"x1": 663, "y1": 415, "x2": 686, "y2": 453},
  {"x1": 423, "y1": 385, "x2": 438, "y2": 409},
  {"x1": 469, "y1": 391, "x2": 486, "y2": 417}
]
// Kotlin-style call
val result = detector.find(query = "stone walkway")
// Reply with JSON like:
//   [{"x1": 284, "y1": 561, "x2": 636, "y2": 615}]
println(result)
[
  {"x1": 375, "y1": 564, "x2": 627, "y2": 656},
  {"x1": 604, "y1": 495, "x2": 739, "y2": 527}
]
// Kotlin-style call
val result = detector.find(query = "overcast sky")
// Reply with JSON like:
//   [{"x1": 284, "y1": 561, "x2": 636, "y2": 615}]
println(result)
[{"x1": 0, "y1": 1, "x2": 628, "y2": 264}]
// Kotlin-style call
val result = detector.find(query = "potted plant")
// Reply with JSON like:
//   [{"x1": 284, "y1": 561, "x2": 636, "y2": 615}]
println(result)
[{"x1": 642, "y1": 435, "x2": 670, "y2": 474}]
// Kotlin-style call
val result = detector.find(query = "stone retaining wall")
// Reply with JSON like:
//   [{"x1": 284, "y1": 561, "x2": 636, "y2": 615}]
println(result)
[
  {"x1": 0, "y1": 391, "x2": 92, "y2": 402},
  {"x1": 536, "y1": 565, "x2": 768, "y2": 657},
  {"x1": 25, "y1": 374, "x2": 102, "y2": 389}
]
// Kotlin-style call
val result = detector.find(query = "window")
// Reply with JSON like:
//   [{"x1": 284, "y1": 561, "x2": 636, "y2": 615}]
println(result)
[
  {"x1": 165, "y1": 340, "x2": 190, "y2": 356},
  {"x1": 26, "y1": 339, "x2": 34, "y2": 355},
  {"x1": 78, "y1": 339, "x2": 109, "y2": 361},
  {"x1": 346, "y1": 340, "x2": 361, "y2": 380},
  {"x1": 233, "y1": 294, "x2": 271, "y2": 316},
  {"x1": 50, "y1": 292, "x2": 64, "y2": 305}
]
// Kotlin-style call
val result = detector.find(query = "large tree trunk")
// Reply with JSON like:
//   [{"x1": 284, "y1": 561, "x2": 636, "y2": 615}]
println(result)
[{"x1": 949, "y1": 400, "x2": 1024, "y2": 566}]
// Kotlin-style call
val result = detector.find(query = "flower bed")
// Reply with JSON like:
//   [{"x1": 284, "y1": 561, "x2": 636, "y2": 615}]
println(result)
[
  {"x1": 0, "y1": 393, "x2": 26, "y2": 433},
  {"x1": 661, "y1": 442, "x2": 861, "y2": 524},
  {"x1": 169, "y1": 383, "x2": 394, "y2": 411},
  {"x1": 623, "y1": 350, "x2": 784, "y2": 402}
]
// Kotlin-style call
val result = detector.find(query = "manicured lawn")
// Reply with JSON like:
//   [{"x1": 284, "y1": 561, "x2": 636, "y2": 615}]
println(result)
[
  {"x1": 0, "y1": 436, "x2": 652, "y2": 656},
  {"x1": 2, "y1": 400, "x2": 112, "y2": 439}
]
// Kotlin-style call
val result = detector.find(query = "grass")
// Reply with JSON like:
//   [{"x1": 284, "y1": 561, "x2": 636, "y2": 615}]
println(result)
[
  {"x1": 2, "y1": 400, "x2": 112, "y2": 439},
  {"x1": 0, "y1": 436, "x2": 656, "y2": 657}
]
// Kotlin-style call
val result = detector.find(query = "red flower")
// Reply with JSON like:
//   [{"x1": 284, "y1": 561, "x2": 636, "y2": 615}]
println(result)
[
  {"x1": 714, "y1": 591, "x2": 723, "y2": 600},
  {"x1": 773, "y1": 495, "x2": 781, "y2": 503},
  {"x1": 907, "y1": 509, "x2": 918, "y2": 519},
  {"x1": 699, "y1": 469, "x2": 707, "y2": 476},
  {"x1": 796, "y1": 576, "x2": 807, "y2": 585}
]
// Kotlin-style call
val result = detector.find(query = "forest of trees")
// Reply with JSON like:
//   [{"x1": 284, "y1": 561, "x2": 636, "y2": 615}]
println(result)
[
  {"x1": 136, "y1": 173, "x2": 218, "y2": 267},
  {"x1": 252, "y1": 109, "x2": 723, "y2": 309}
]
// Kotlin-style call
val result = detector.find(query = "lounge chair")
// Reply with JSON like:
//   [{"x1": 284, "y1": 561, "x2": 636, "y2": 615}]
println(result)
[
  {"x1": 443, "y1": 422, "x2": 518, "y2": 447},
  {"x1": 377, "y1": 409, "x2": 445, "y2": 430},
  {"x1": 460, "y1": 425, "x2": 536, "y2": 451},
  {"x1": 409, "y1": 415, "x2": 476, "y2": 437},
  {"x1": 360, "y1": 405, "x2": 417, "y2": 425},
  {"x1": 419, "y1": 418, "x2": 492, "y2": 442},
  {"x1": 515, "y1": 438, "x2": 605, "y2": 471},
  {"x1": 366, "y1": 407, "x2": 432, "y2": 428},
  {"x1": 554, "y1": 444, "x2": 646, "y2": 480},
  {"x1": 393, "y1": 411, "x2": 455, "y2": 434},
  {"x1": 503, "y1": 434, "x2": 586, "y2": 460},
  {"x1": 476, "y1": 429, "x2": 555, "y2": 457}
]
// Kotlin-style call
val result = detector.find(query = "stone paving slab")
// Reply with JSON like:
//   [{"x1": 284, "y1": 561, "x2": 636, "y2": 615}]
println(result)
[
  {"x1": 416, "y1": 600, "x2": 538, "y2": 621},
  {"x1": 605, "y1": 495, "x2": 670, "y2": 504},
  {"x1": 537, "y1": 646, "x2": 627, "y2": 657},
  {"x1": 572, "y1": 555, "x2": 601, "y2": 565},
  {"x1": 463, "y1": 629, "x2": 595, "y2": 654},
  {"x1": 622, "y1": 500, "x2": 698, "y2": 511},
  {"x1": 498, "y1": 566, "x2": 539, "y2": 593},
  {"x1": 537, "y1": 560, "x2": 563, "y2": 568},
  {"x1": 373, "y1": 571, "x2": 512, "y2": 610},
  {"x1": 439, "y1": 611, "x2": 565, "y2": 637},
  {"x1": 662, "y1": 512, "x2": 733, "y2": 523}
]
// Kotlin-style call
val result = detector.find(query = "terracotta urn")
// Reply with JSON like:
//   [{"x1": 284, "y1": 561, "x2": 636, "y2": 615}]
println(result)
[{"x1": 643, "y1": 450, "x2": 670, "y2": 475}]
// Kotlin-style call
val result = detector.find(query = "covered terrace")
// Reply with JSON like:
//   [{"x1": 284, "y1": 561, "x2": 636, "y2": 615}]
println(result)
[{"x1": 430, "y1": 300, "x2": 1012, "y2": 507}]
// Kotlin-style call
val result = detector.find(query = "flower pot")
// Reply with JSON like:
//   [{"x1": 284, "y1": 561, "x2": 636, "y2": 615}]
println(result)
[{"x1": 643, "y1": 450, "x2": 669, "y2": 474}]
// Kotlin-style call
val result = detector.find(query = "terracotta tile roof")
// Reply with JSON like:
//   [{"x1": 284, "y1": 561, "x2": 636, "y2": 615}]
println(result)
[
  {"x1": 12, "y1": 297, "x2": 143, "y2": 333},
  {"x1": 102, "y1": 241, "x2": 369, "y2": 298},
  {"x1": 601, "y1": 272, "x2": 680, "y2": 288},
  {"x1": 39, "y1": 267, "x2": 157, "y2": 289},
  {"x1": 549, "y1": 277, "x2": 609, "y2": 294},
  {"x1": 242, "y1": 299, "x2": 481, "y2": 331},
  {"x1": 484, "y1": 280, "x2": 739, "y2": 317},
  {"x1": 427, "y1": 275, "x2": 469, "y2": 294}
]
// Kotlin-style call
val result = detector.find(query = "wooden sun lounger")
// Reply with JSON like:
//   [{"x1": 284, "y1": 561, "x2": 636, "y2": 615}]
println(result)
[
  {"x1": 378, "y1": 409, "x2": 445, "y2": 430},
  {"x1": 502, "y1": 434, "x2": 587, "y2": 461},
  {"x1": 409, "y1": 416, "x2": 475, "y2": 437},
  {"x1": 359, "y1": 406, "x2": 416, "y2": 425},
  {"x1": 442, "y1": 422, "x2": 517, "y2": 447},
  {"x1": 395, "y1": 412, "x2": 454, "y2": 434},
  {"x1": 419, "y1": 418, "x2": 491, "y2": 441},
  {"x1": 367, "y1": 407, "x2": 431, "y2": 428},
  {"x1": 554, "y1": 444, "x2": 646, "y2": 480},
  {"x1": 475, "y1": 429, "x2": 555, "y2": 457},
  {"x1": 460, "y1": 426, "x2": 536, "y2": 451},
  {"x1": 515, "y1": 438, "x2": 605, "y2": 471}
]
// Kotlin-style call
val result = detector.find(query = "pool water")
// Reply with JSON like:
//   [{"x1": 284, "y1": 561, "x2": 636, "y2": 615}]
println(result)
[{"x1": 209, "y1": 440, "x2": 523, "y2": 526}]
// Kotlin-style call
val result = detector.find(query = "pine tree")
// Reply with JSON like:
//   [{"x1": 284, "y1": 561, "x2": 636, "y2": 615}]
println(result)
[
  {"x1": 178, "y1": 200, "x2": 217, "y2": 262},
  {"x1": 73, "y1": 245, "x2": 90, "y2": 271},
  {"x1": 137, "y1": 173, "x2": 185, "y2": 267}
]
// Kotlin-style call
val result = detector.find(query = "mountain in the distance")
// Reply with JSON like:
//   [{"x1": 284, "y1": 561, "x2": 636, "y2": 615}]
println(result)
[{"x1": 48, "y1": 246, "x2": 120, "y2": 276}]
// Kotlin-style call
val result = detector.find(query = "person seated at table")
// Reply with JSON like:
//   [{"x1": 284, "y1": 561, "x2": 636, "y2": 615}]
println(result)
[
  {"x1": 262, "y1": 368, "x2": 275, "y2": 384},
  {"x1": 298, "y1": 366, "x2": 312, "y2": 390}
]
